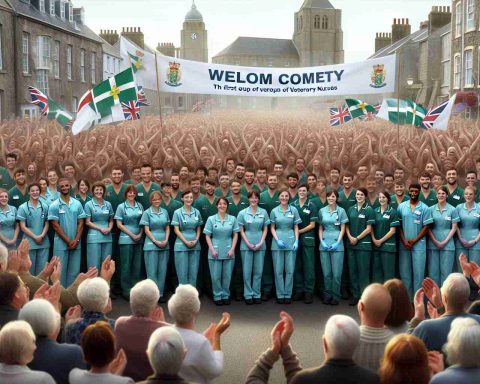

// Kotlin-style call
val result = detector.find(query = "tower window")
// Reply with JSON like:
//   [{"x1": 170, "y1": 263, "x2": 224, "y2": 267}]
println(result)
[
  {"x1": 300, "y1": 16, "x2": 303, "y2": 30},
  {"x1": 322, "y1": 15, "x2": 328, "y2": 29},
  {"x1": 314, "y1": 15, "x2": 320, "y2": 29}
]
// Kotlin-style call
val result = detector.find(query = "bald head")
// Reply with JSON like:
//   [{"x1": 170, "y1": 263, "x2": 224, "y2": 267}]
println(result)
[
  {"x1": 358, "y1": 284, "x2": 392, "y2": 326},
  {"x1": 441, "y1": 273, "x2": 470, "y2": 312}
]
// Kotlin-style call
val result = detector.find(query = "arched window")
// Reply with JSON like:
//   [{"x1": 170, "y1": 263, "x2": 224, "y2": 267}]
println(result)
[
  {"x1": 322, "y1": 15, "x2": 328, "y2": 29},
  {"x1": 314, "y1": 15, "x2": 320, "y2": 29}
]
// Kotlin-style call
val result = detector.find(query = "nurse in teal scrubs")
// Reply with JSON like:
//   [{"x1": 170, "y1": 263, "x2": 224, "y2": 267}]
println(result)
[
  {"x1": 140, "y1": 191, "x2": 170, "y2": 301},
  {"x1": 115, "y1": 184, "x2": 144, "y2": 299},
  {"x1": 237, "y1": 190, "x2": 270, "y2": 304},
  {"x1": 204, "y1": 197, "x2": 240, "y2": 305},
  {"x1": 17, "y1": 183, "x2": 50, "y2": 274},
  {"x1": 427, "y1": 186, "x2": 460, "y2": 286},
  {"x1": 171, "y1": 190, "x2": 203, "y2": 287},
  {"x1": 270, "y1": 190, "x2": 301, "y2": 304},
  {"x1": 0, "y1": 188, "x2": 19, "y2": 250},
  {"x1": 85, "y1": 181, "x2": 114, "y2": 271},
  {"x1": 455, "y1": 186, "x2": 480, "y2": 265}
]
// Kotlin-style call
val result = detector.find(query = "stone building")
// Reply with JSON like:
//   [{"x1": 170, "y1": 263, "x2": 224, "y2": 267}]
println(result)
[{"x1": 98, "y1": 29, "x2": 122, "y2": 81}]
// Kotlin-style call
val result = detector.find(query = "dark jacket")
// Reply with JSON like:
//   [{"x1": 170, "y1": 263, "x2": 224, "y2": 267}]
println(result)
[
  {"x1": 136, "y1": 374, "x2": 192, "y2": 384},
  {"x1": 0, "y1": 304, "x2": 19, "y2": 328}
]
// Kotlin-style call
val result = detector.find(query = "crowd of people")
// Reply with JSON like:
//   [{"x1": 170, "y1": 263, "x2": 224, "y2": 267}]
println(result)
[{"x1": 1, "y1": 111, "x2": 480, "y2": 382}]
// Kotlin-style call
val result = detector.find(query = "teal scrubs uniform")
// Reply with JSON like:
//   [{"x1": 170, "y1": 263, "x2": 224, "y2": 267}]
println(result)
[
  {"x1": 136, "y1": 182, "x2": 161, "y2": 209},
  {"x1": 427, "y1": 203, "x2": 460, "y2": 286},
  {"x1": 140, "y1": 207, "x2": 170, "y2": 296},
  {"x1": 115, "y1": 201, "x2": 144, "y2": 297},
  {"x1": 45, "y1": 188, "x2": 60, "y2": 205},
  {"x1": 0, "y1": 205, "x2": 18, "y2": 250},
  {"x1": 237, "y1": 207, "x2": 270, "y2": 300},
  {"x1": 420, "y1": 190, "x2": 438, "y2": 207},
  {"x1": 161, "y1": 197, "x2": 183, "y2": 293},
  {"x1": 292, "y1": 199, "x2": 318, "y2": 296},
  {"x1": 171, "y1": 206, "x2": 203, "y2": 287},
  {"x1": 75, "y1": 193, "x2": 92, "y2": 273},
  {"x1": 270, "y1": 205, "x2": 302, "y2": 299},
  {"x1": 455, "y1": 203, "x2": 480, "y2": 266},
  {"x1": 17, "y1": 200, "x2": 50, "y2": 274},
  {"x1": 84, "y1": 199, "x2": 114, "y2": 271},
  {"x1": 397, "y1": 200, "x2": 433, "y2": 298},
  {"x1": 372, "y1": 205, "x2": 399, "y2": 283},
  {"x1": 390, "y1": 195, "x2": 409, "y2": 210},
  {"x1": 204, "y1": 214, "x2": 240, "y2": 301},
  {"x1": 0, "y1": 167, "x2": 15, "y2": 190},
  {"x1": 318, "y1": 205, "x2": 349, "y2": 300},
  {"x1": 8, "y1": 186, "x2": 29, "y2": 209},
  {"x1": 310, "y1": 196, "x2": 327, "y2": 211},
  {"x1": 446, "y1": 186, "x2": 465, "y2": 207},
  {"x1": 74, "y1": 193, "x2": 92, "y2": 208},
  {"x1": 253, "y1": 184, "x2": 268, "y2": 193},
  {"x1": 346, "y1": 204, "x2": 375, "y2": 299},
  {"x1": 48, "y1": 197, "x2": 86, "y2": 287}
]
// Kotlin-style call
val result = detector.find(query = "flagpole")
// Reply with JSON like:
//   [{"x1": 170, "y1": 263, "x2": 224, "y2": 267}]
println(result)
[
  {"x1": 396, "y1": 50, "x2": 401, "y2": 155},
  {"x1": 154, "y1": 52, "x2": 164, "y2": 131}
]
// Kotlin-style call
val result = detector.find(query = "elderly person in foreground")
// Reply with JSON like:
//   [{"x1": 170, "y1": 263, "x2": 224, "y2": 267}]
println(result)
[
  {"x1": 115, "y1": 279, "x2": 168, "y2": 381},
  {"x1": 138, "y1": 326, "x2": 191, "y2": 384},
  {"x1": 65, "y1": 276, "x2": 115, "y2": 344},
  {"x1": 0, "y1": 320, "x2": 55, "y2": 383},
  {"x1": 168, "y1": 284, "x2": 230, "y2": 384},
  {"x1": 19, "y1": 299, "x2": 85, "y2": 384},
  {"x1": 291, "y1": 315, "x2": 379, "y2": 384},
  {"x1": 69, "y1": 321, "x2": 133, "y2": 384},
  {"x1": 430, "y1": 317, "x2": 480, "y2": 383},
  {"x1": 0, "y1": 271, "x2": 29, "y2": 327}
]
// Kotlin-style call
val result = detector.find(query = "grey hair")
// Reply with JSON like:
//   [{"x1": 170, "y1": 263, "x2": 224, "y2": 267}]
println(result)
[
  {"x1": 130, "y1": 279, "x2": 160, "y2": 317},
  {"x1": 0, "y1": 320, "x2": 36, "y2": 364},
  {"x1": 445, "y1": 317, "x2": 480, "y2": 367},
  {"x1": 441, "y1": 273, "x2": 470, "y2": 311},
  {"x1": 77, "y1": 277, "x2": 110, "y2": 312},
  {"x1": 147, "y1": 326, "x2": 185, "y2": 375},
  {"x1": 168, "y1": 284, "x2": 200, "y2": 324},
  {"x1": 19, "y1": 299, "x2": 60, "y2": 337},
  {"x1": 0, "y1": 242, "x2": 7, "y2": 271},
  {"x1": 324, "y1": 315, "x2": 360, "y2": 359}
]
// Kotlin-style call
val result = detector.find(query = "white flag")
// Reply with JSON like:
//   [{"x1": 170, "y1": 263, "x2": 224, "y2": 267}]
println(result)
[
  {"x1": 433, "y1": 94, "x2": 457, "y2": 130},
  {"x1": 120, "y1": 36, "x2": 157, "y2": 90}
]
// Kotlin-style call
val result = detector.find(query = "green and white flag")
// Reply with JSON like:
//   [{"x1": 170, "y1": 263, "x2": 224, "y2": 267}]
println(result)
[
  {"x1": 377, "y1": 98, "x2": 408, "y2": 125},
  {"x1": 28, "y1": 86, "x2": 73, "y2": 129},
  {"x1": 120, "y1": 36, "x2": 157, "y2": 90},
  {"x1": 91, "y1": 67, "x2": 137, "y2": 118},
  {"x1": 406, "y1": 99, "x2": 427, "y2": 127},
  {"x1": 345, "y1": 98, "x2": 376, "y2": 119}
]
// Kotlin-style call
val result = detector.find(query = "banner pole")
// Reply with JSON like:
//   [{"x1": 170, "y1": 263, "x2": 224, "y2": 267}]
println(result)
[
  {"x1": 154, "y1": 52, "x2": 164, "y2": 130},
  {"x1": 396, "y1": 51, "x2": 401, "y2": 155}
]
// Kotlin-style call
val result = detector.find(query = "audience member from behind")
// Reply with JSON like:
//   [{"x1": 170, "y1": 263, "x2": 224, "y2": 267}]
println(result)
[
  {"x1": 352, "y1": 283, "x2": 394, "y2": 372},
  {"x1": 412, "y1": 273, "x2": 480, "y2": 351},
  {"x1": 0, "y1": 320, "x2": 55, "y2": 383},
  {"x1": 0, "y1": 271, "x2": 29, "y2": 327},
  {"x1": 379, "y1": 334, "x2": 444, "y2": 384},
  {"x1": 383, "y1": 279, "x2": 414, "y2": 334},
  {"x1": 69, "y1": 321, "x2": 133, "y2": 384},
  {"x1": 168, "y1": 284, "x2": 230, "y2": 384},
  {"x1": 292, "y1": 315, "x2": 379, "y2": 384},
  {"x1": 19, "y1": 299, "x2": 85, "y2": 384},
  {"x1": 65, "y1": 277, "x2": 115, "y2": 344},
  {"x1": 431, "y1": 317, "x2": 480, "y2": 383},
  {"x1": 115, "y1": 279, "x2": 168, "y2": 381},
  {"x1": 138, "y1": 326, "x2": 191, "y2": 384}
]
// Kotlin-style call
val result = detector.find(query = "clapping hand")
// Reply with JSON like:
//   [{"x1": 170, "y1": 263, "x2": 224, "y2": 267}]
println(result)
[
  {"x1": 413, "y1": 288, "x2": 425, "y2": 320},
  {"x1": 459, "y1": 253, "x2": 472, "y2": 277},
  {"x1": 75, "y1": 267, "x2": 98, "y2": 285},
  {"x1": 100, "y1": 256, "x2": 115, "y2": 282},
  {"x1": 65, "y1": 305, "x2": 82, "y2": 323},
  {"x1": 422, "y1": 278, "x2": 443, "y2": 309},
  {"x1": 109, "y1": 349, "x2": 128, "y2": 376},
  {"x1": 215, "y1": 312, "x2": 231, "y2": 336}
]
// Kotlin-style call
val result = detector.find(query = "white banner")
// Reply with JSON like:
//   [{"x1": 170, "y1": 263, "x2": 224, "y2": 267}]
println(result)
[
  {"x1": 157, "y1": 54, "x2": 396, "y2": 97},
  {"x1": 120, "y1": 36, "x2": 157, "y2": 90}
]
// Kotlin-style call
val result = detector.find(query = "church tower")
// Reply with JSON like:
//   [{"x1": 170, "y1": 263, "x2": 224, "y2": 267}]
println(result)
[
  {"x1": 180, "y1": 1, "x2": 208, "y2": 62},
  {"x1": 293, "y1": 0, "x2": 344, "y2": 67}
]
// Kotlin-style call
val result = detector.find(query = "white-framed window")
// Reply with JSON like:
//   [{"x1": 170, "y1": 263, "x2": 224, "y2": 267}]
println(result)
[
  {"x1": 80, "y1": 49, "x2": 85, "y2": 82},
  {"x1": 22, "y1": 32, "x2": 29, "y2": 74},
  {"x1": 39, "y1": 0, "x2": 45, "y2": 12},
  {"x1": 464, "y1": 48, "x2": 474, "y2": 87},
  {"x1": 35, "y1": 69, "x2": 49, "y2": 95},
  {"x1": 53, "y1": 40, "x2": 60, "y2": 78},
  {"x1": 109, "y1": 55, "x2": 113, "y2": 73},
  {"x1": 72, "y1": 96, "x2": 78, "y2": 113},
  {"x1": 60, "y1": 0, "x2": 65, "y2": 20},
  {"x1": 454, "y1": 53, "x2": 461, "y2": 89},
  {"x1": 50, "y1": 0, "x2": 55, "y2": 15},
  {"x1": 67, "y1": 45, "x2": 72, "y2": 80},
  {"x1": 21, "y1": 105, "x2": 38, "y2": 118},
  {"x1": 37, "y1": 35, "x2": 50, "y2": 69},
  {"x1": 115, "y1": 59, "x2": 120, "y2": 73},
  {"x1": 442, "y1": 61, "x2": 451, "y2": 87},
  {"x1": 69, "y1": 2, "x2": 73, "y2": 22},
  {"x1": 456, "y1": 2, "x2": 462, "y2": 37},
  {"x1": 91, "y1": 52, "x2": 96, "y2": 83},
  {"x1": 105, "y1": 55, "x2": 110, "y2": 75},
  {"x1": 466, "y1": 0, "x2": 475, "y2": 31}
]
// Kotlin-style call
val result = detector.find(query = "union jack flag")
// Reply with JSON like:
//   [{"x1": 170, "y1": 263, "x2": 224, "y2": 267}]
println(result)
[
  {"x1": 122, "y1": 101, "x2": 141, "y2": 120},
  {"x1": 359, "y1": 103, "x2": 381, "y2": 122},
  {"x1": 420, "y1": 99, "x2": 449, "y2": 129},
  {"x1": 28, "y1": 86, "x2": 48, "y2": 116},
  {"x1": 136, "y1": 86, "x2": 150, "y2": 106},
  {"x1": 329, "y1": 104, "x2": 352, "y2": 126}
]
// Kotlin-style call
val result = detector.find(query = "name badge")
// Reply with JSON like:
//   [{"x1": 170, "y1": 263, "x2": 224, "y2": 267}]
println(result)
[
  {"x1": 137, "y1": 210, "x2": 142, "y2": 215},
  {"x1": 194, "y1": 216, "x2": 199, "y2": 221},
  {"x1": 303, "y1": 209, "x2": 310, "y2": 214},
  {"x1": 358, "y1": 214, "x2": 365, "y2": 219},
  {"x1": 59, "y1": 209, "x2": 65, "y2": 214},
  {"x1": 445, "y1": 216, "x2": 451, "y2": 221},
  {"x1": 474, "y1": 213, "x2": 480, "y2": 218},
  {"x1": 414, "y1": 219, "x2": 421, "y2": 224},
  {"x1": 334, "y1": 222, "x2": 340, "y2": 226},
  {"x1": 258, "y1": 215, "x2": 264, "y2": 218},
  {"x1": 383, "y1": 214, "x2": 390, "y2": 219},
  {"x1": 288, "y1": 214, "x2": 294, "y2": 218},
  {"x1": 414, "y1": 210, "x2": 421, "y2": 216},
  {"x1": 12, "y1": 195, "x2": 19, "y2": 200},
  {"x1": 246, "y1": 219, "x2": 253, "y2": 224},
  {"x1": 103, "y1": 210, "x2": 110, "y2": 214},
  {"x1": 453, "y1": 195, "x2": 460, "y2": 200},
  {"x1": 138, "y1": 192, "x2": 144, "y2": 197}
]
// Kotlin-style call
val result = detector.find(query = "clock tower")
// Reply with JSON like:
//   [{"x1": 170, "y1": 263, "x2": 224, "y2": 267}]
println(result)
[{"x1": 180, "y1": 1, "x2": 208, "y2": 62}]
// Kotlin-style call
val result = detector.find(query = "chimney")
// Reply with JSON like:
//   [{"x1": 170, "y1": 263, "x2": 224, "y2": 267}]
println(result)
[
  {"x1": 428, "y1": 5, "x2": 451, "y2": 33},
  {"x1": 375, "y1": 32, "x2": 392, "y2": 52},
  {"x1": 73, "y1": 7, "x2": 85, "y2": 24},
  {"x1": 391, "y1": 17, "x2": 411, "y2": 43},
  {"x1": 99, "y1": 29, "x2": 119, "y2": 46},
  {"x1": 157, "y1": 42, "x2": 176, "y2": 57},
  {"x1": 121, "y1": 26, "x2": 144, "y2": 48}
]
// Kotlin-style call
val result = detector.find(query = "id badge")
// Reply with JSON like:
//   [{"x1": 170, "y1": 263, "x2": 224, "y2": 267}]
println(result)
[
  {"x1": 59, "y1": 209, "x2": 65, "y2": 214},
  {"x1": 137, "y1": 210, "x2": 142, "y2": 215},
  {"x1": 138, "y1": 192, "x2": 144, "y2": 197},
  {"x1": 453, "y1": 195, "x2": 460, "y2": 200},
  {"x1": 445, "y1": 216, "x2": 451, "y2": 221},
  {"x1": 358, "y1": 214, "x2": 365, "y2": 219},
  {"x1": 288, "y1": 214, "x2": 294, "y2": 218},
  {"x1": 304, "y1": 209, "x2": 310, "y2": 214},
  {"x1": 383, "y1": 214, "x2": 390, "y2": 219},
  {"x1": 12, "y1": 195, "x2": 19, "y2": 200}
]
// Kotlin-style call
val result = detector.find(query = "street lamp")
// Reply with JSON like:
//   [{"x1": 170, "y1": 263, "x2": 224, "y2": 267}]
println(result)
[{"x1": 406, "y1": 78, "x2": 414, "y2": 86}]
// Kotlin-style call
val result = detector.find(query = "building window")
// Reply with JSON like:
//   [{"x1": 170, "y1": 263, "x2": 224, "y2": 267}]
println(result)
[
  {"x1": 105, "y1": 55, "x2": 110, "y2": 76},
  {"x1": 178, "y1": 96, "x2": 184, "y2": 108},
  {"x1": 80, "y1": 49, "x2": 85, "y2": 82},
  {"x1": 91, "y1": 52, "x2": 96, "y2": 83},
  {"x1": 454, "y1": 53, "x2": 461, "y2": 88},
  {"x1": 50, "y1": 0, "x2": 55, "y2": 15},
  {"x1": 0, "y1": 25, "x2": 3, "y2": 70},
  {"x1": 165, "y1": 96, "x2": 171, "y2": 106},
  {"x1": 39, "y1": 0, "x2": 45, "y2": 12},
  {"x1": 53, "y1": 41, "x2": 60, "y2": 78},
  {"x1": 441, "y1": 34, "x2": 450, "y2": 87},
  {"x1": 466, "y1": 0, "x2": 475, "y2": 31},
  {"x1": 284, "y1": 60, "x2": 290, "y2": 67},
  {"x1": 22, "y1": 32, "x2": 29, "y2": 74},
  {"x1": 69, "y1": 3, "x2": 73, "y2": 22},
  {"x1": 60, "y1": 0, "x2": 65, "y2": 20},
  {"x1": 72, "y1": 96, "x2": 78, "y2": 112},
  {"x1": 35, "y1": 70, "x2": 49, "y2": 95},
  {"x1": 322, "y1": 15, "x2": 328, "y2": 29},
  {"x1": 464, "y1": 49, "x2": 474, "y2": 87},
  {"x1": 37, "y1": 36, "x2": 50, "y2": 69},
  {"x1": 300, "y1": 16, "x2": 303, "y2": 30},
  {"x1": 314, "y1": 15, "x2": 320, "y2": 29},
  {"x1": 456, "y1": 2, "x2": 462, "y2": 37},
  {"x1": 67, "y1": 45, "x2": 72, "y2": 80}
]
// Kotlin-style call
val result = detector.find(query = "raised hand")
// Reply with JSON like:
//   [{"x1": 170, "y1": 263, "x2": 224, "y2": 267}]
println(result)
[
  {"x1": 422, "y1": 278, "x2": 443, "y2": 309},
  {"x1": 109, "y1": 348, "x2": 128, "y2": 376},
  {"x1": 413, "y1": 288, "x2": 425, "y2": 320},
  {"x1": 100, "y1": 256, "x2": 115, "y2": 282},
  {"x1": 75, "y1": 267, "x2": 98, "y2": 285},
  {"x1": 459, "y1": 253, "x2": 472, "y2": 277},
  {"x1": 215, "y1": 312, "x2": 231, "y2": 336},
  {"x1": 279, "y1": 311, "x2": 294, "y2": 347},
  {"x1": 65, "y1": 305, "x2": 82, "y2": 323},
  {"x1": 270, "y1": 320, "x2": 285, "y2": 354}
]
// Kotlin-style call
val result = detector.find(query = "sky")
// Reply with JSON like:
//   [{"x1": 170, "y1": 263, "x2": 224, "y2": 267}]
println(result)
[{"x1": 74, "y1": 0, "x2": 452, "y2": 63}]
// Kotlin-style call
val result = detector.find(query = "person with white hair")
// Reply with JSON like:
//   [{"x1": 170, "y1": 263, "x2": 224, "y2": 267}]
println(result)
[
  {"x1": 65, "y1": 277, "x2": 115, "y2": 344},
  {"x1": 115, "y1": 279, "x2": 168, "y2": 381},
  {"x1": 291, "y1": 315, "x2": 379, "y2": 384},
  {"x1": 430, "y1": 317, "x2": 480, "y2": 383},
  {"x1": 0, "y1": 320, "x2": 55, "y2": 384},
  {"x1": 413, "y1": 273, "x2": 480, "y2": 352},
  {"x1": 168, "y1": 284, "x2": 230, "y2": 384},
  {"x1": 137, "y1": 326, "x2": 190, "y2": 384},
  {"x1": 19, "y1": 299, "x2": 86, "y2": 384}
]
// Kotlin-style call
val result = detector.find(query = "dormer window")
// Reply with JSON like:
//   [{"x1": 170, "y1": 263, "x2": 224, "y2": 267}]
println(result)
[
  {"x1": 49, "y1": 0, "x2": 55, "y2": 15},
  {"x1": 39, "y1": 0, "x2": 45, "y2": 12},
  {"x1": 69, "y1": 3, "x2": 73, "y2": 22},
  {"x1": 60, "y1": 0, "x2": 65, "y2": 20}
]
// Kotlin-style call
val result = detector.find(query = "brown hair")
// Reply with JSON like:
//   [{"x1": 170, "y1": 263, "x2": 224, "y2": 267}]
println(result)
[
  {"x1": 0, "y1": 272, "x2": 20, "y2": 306},
  {"x1": 149, "y1": 191, "x2": 163, "y2": 203},
  {"x1": 248, "y1": 190, "x2": 260, "y2": 199},
  {"x1": 91, "y1": 181, "x2": 106, "y2": 195},
  {"x1": 384, "y1": 279, "x2": 413, "y2": 327},
  {"x1": 124, "y1": 184, "x2": 137, "y2": 198},
  {"x1": 81, "y1": 322, "x2": 116, "y2": 368}
]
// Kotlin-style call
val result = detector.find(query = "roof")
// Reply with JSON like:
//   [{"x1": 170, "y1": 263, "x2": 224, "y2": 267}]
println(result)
[
  {"x1": 10, "y1": 0, "x2": 103, "y2": 44},
  {"x1": 301, "y1": 0, "x2": 335, "y2": 9},
  {"x1": 101, "y1": 38, "x2": 121, "y2": 58},
  {"x1": 369, "y1": 28, "x2": 428, "y2": 58},
  {"x1": 213, "y1": 37, "x2": 299, "y2": 58},
  {"x1": 185, "y1": 1, "x2": 203, "y2": 22}
]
